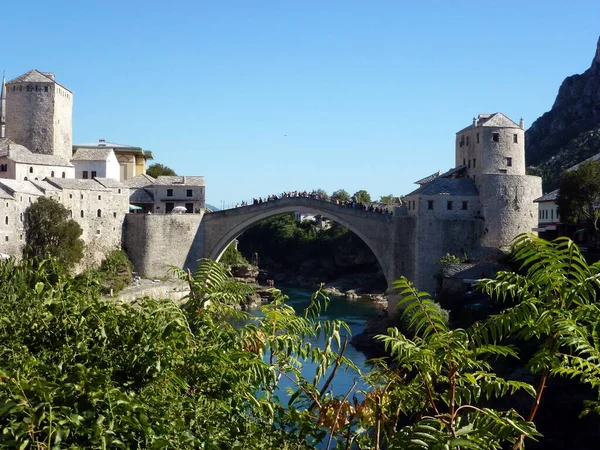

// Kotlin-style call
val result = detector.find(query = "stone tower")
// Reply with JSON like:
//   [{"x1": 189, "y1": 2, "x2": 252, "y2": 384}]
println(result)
[
  {"x1": 0, "y1": 71, "x2": 6, "y2": 138},
  {"x1": 5, "y1": 70, "x2": 73, "y2": 161},
  {"x1": 455, "y1": 113, "x2": 541, "y2": 248}
]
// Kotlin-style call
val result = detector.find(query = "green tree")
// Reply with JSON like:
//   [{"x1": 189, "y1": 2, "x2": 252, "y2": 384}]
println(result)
[
  {"x1": 379, "y1": 194, "x2": 396, "y2": 205},
  {"x1": 24, "y1": 197, "x2": 84, "y2": 269},
  {"x1": 353, "y1": 189, "x2": 371, "y2": 204},
  {"x1": 557, "y1": 159, "x2": 600, "y2": 233},
  {"x1": 479, "y1": 234, "x2": 600, "y2": 448},
  {"x1": 311, "y1": 188, "x2": 329, "y2": 201},
  {"x1": 331, "y1": 189, "x2": 350, "y2": 203},
  {"x1": 146, "y1": 162, "x2": 177, "y2": 178}
]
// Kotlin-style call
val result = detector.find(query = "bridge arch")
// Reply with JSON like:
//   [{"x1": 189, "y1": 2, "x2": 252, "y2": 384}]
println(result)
[{"x1": 203, "y1": 200, "x2": 394, "y2": 287}]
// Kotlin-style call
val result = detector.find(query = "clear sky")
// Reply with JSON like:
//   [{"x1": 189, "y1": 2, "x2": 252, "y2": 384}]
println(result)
[{"x1": 3, "y1": 1, "x2": 600, "y2": 206}]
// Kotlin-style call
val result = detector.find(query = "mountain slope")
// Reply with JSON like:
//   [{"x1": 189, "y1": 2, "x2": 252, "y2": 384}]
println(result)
[{"x1": 526, "y1": 37, "x2": 600, "y2": 170}]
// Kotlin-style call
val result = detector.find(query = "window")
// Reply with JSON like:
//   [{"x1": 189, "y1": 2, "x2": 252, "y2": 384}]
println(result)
[
  {"x1": 492, "y1": 133, "x2": 500, "y2": 142},
  {"x1": 468, "y1": 160, "x2": 471, "y2": 168},
  {"x1": 4, "y1": 236, "x2": 7, "y2": 242},
  {"x1": 463, "y1": 158, "x2": 466, "y2": 166},
  {"x1": 428, "y1": 200, "x2": 434, "y2": 210},
  {"x1": 113, "y1": 212, "x2": 117, "y2": 218},
  {"x1": 476, "y1": 133, "x2": 480, "y2": 144},
  {"x1": 29, "y1": 166, "x2": 33, "y2": 173},
  {"x1": 118, "y1": 189, "x2": 121, "y2": 194},
  {"x1": 459, "y1": 135, "x2": 465, "y2": 147},
  {"x1": 61, "y1": 172, "x2": 65, "y2": 178},
  {"x1": 185, "y1": 202, "x2": 194, "y2": 213},
  {"x1": 98, "y1": 195, "x2": 101, "y2": 200},
  {"x1": 19, "y1": 213, "x2": 22, "y2": 222},
  {"x1": 69, "y1": 194, "x2": 72, "y2": 199},
  {"x1": 50, "y1": 171, "x2": 54, "y2": 177},
  {"x1": 69, "y1": 210, "x2": 72, "y2": 218},
  {"x1": 83, "y1": 171, "x2": 88, "y2": 179},
  {"x1": 186, "y1": 189, "x2": 193, "y2": 197},
  {"x1": 91, "y1": 171, "x2": 97, "y2": 178},
  {"x1": 96, "y1": 229, "x2": 101, "y2": 236},
  {"x1": 4, "y1": 216, "x2": 7, "y2": 225},
  {"x1": 447, "y1": 201, "x2": 453, "y2": 210},
  {"x1": 167, "y1": 189, "x2": 173, "y2": 197},
  {"x1": 44, "y1": 86, "x2": 48, "y2": 92},
  {"x1": 473, "y1": 158, "x2": 476, "y2": 168},
  {"x1": 412, "y1": 200, "x2": 415, "y2": 210},
  {"x1": 97, "y1": 209, "x2": 102, "y2": 218},
  {"x1": 462, "y1": 201, "x2": 468, "y2": 210},
  {"x1": 23, "y1": 177, "x2": 27, "y2": 181},
  {"x1": 499, "y1": 169, "x2": 507, "y2": 174},
  {"x1": 81, "y1": 194, "x2": 84, "y2": 199},
  {"x1": 551, "y1": 209, "x2": 554, "y2": 220},
  {"x1": 166, "y1": 202, "x2": 175, "y2": 213},
  {"x1": 466, "y1": 136, "x2": 470, "y2": 145},
  {"x1": 513, "y1": 134, "x2": 518, "y2": 144},
  {"x1": 80, "y1": 210, "x2": 84, "y2": 218},
  {"x1": 506, "y1": 157, "x2": 512, "y2": 167}
]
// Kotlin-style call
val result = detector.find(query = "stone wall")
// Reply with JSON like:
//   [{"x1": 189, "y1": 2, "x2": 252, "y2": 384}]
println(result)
[
  {"x1": 123, "y1": 213, "x2": 204, "y2": 278},
  {"x1": 6, "y1": 82, "x2": 55, "y2": 155},
  {"x1": 478, "y1": 174, "x2": 542, "y2": 249},
  {"x1": 52, "y1": 85, "x2": 73, "y2": 162}
]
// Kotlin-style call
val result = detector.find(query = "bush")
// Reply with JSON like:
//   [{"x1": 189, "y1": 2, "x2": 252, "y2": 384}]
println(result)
[
  {"x1": 219, "y1": 242, "x2": 250, "y2": 266},
  {"x1": 95, "y1": 249, "x2": 134, "y2": 294}
]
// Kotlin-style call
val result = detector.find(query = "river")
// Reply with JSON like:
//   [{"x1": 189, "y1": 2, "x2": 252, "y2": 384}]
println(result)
[{"x1": 248, "y1": 286, "x2": 381, "y2": 399}]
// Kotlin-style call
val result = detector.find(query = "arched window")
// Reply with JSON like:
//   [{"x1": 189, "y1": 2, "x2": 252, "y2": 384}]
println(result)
[
  {"x1": 61, "y1": 172, "x2": 65, "y2": 178},
  {"x1": 80, "y1": 210, "x2": 84, "y2": 218},
  {"x1": 69, "y1": 210, "x2": 72, "y2": 218},
  {"x1": 4, "y1": 216, "x2": 8, "y2": 225},
  {"x1": 51, "y1": 171, "x2": 54, "y2": 177},
  {"x1": 29, "y1": 167, "x2": 33, "y2": 173},
  {"x1": 97, "y1": 209, "x2": 102, "y2": 218}
]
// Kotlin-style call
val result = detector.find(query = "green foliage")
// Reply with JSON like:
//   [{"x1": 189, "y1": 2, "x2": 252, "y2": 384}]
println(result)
[
  {"x1": 311, "y1": 188, "x2": 330, "y2": 201},
  {"x1": 438, "y1": 252, "x2": 468, "y2": 268},
  {"x1": 379, "y1": 194, "x2": 398, "y2": 205},
  {"x1": 331, "y1": 189, "x2": 350, "y2": 203},
  {"x1": 146, "y1": 163, "x2": 177, "y2": 178},
  {"x1": 353, "y1": 189, "x2": 371, "y2": 204},
  {"x1": 478, "y1": 234, "x2": 600, "y2": 430},
  {"x1": 93, "y1": 249, "x2": 134, "y2": 294},
  {"x1": 372, "y1": 277, "x2": 540, "y2": 449},
  {"x1": 219, "y1": 242, "x2": 250, "y2": 266},
  {"x1": 23, "y1": 196, "x2": 84, "y2": 269},
  {"x1": 557, "y1": 159, "x2": 600, "y2": 231}
]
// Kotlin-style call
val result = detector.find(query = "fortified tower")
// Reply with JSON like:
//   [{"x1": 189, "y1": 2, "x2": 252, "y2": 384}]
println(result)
[
  {"x1": 456, "y1": 113, "x2": 541, "y2": 248},
  {"x1": 5, "y1": 70, "x2": 73, "y2": 161}
]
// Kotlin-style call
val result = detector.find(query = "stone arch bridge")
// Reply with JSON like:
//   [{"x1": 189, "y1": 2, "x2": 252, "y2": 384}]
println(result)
[{"x1": 124, "y1": 197, "x2": 484, "y2": 295}]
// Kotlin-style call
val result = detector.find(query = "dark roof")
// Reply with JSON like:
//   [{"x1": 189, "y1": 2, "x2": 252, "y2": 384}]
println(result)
[
  {"x1": 45, "y1": 178, "x2": 109, "y2": 191},
  {"x1": 534, "y1": 189, "x2": 559, "y2": 203},
  {"x1": 407, "y1": 177, "x2": 479, "y2": 196},
  {"x1": 414, "y1": 171, "x2": 441, "y2": 185},
  {"x1": 456, "y1": 112, "x2": 521, "y2": 134},
  {"x1": 94, "y1": 178, "x2": 126, "y2": 189},
  {"x1": 0, "y1": 138, "x2": 73, "y2": 167},
  {"x1": 73, "y1": 140, "x2": 152, "y2": 159},
  {"x1": 129, "y1": 188, "x2": 154, "y2": 203},
  {"x1": 122, "y1": 174, "x2": 156, "y2": 188},
  {"x1": 440, "y1": 165, "x2": 467, "y2": 178},
  {"x1": 155, "y1": 176, "x2": 205, "y2": 186},
  {"x1": 7, "y1": 69, "x2": 72, "y2": 93},
  {"x1": 568, "y1": 152, "x2": 600, "y2": 171},
  {"x1": 72, "y1": 148, "x2": 113, "y2": 161}
]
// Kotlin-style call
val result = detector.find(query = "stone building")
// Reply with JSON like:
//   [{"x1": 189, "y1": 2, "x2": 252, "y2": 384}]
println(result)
[
  {"x1": 72, "y1": 139, "x2": 153, "y2": 181},
  {"x1": 124, "y1": 175, "x2": 206, "y2": 214},
  {"x1": 71, "y1": 147, "x2": 120, "y2": 180},
  {"x1": 0, "y1": 138, "x2": 74, "y2": 180},
  {"x1": 4, "y1": 70, "x2": 73, "y2": 162}
]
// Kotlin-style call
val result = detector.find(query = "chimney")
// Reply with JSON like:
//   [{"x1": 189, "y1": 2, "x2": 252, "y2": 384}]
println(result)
[
  {"x1": 519, "y1": 118, "x2": 525, "y2": 129},
  {"x1": 98, "y1": 139, "x2": 106, "y2": 147},
  {"x1": 41, "y1": 72, "x2": 55, "y2": 80}
]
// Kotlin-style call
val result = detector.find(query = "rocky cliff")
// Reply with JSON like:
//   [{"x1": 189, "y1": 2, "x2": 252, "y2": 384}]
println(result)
[{"x1": 526, "y1": 37, "x2": 600, "y2": 171}]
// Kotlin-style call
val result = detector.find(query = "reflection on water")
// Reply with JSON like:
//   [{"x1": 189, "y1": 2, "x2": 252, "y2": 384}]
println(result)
[{"x1": 248, "y1": 286, "x2": 379, "y2": 398}]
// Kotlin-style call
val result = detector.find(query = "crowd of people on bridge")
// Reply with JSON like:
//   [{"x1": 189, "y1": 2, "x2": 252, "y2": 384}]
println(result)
[{"x1": 233, "y1": 190, "x2": 393, "y2": 216}]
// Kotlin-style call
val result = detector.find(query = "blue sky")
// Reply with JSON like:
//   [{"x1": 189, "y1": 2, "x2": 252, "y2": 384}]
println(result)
[{"x1": 3, "y1": 1, "x2": 600, "y2": 206}]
